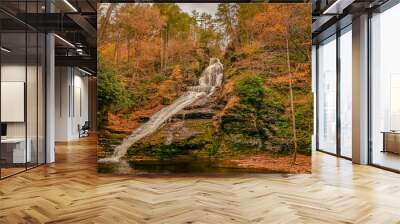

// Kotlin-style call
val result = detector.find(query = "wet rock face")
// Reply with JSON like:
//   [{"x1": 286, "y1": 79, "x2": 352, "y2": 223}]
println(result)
[
  {"x1": 164, "y1": 122, "x2": 202, "y2": 145},
  {"x1": 173, "y1": 108, "x2": 215, "y2": 120},
  {"x1": 220, "y1": 105, "x2": 259, "y2": 135},
  {"x1": 138, "y1": 116, "x2": 150, "y2": 123},
  {"x1": 219, "y1": 100, "x2": 293, "y2": 154},
  {"x1": 127, "y1": 119, "x2": 213, "y2": 159},
  {"x1": 224, "y1": 133, "x2": 263, "y2": 150},
  {"x1": 220, "y1": 107, "x2": 263, "y2": 151}
]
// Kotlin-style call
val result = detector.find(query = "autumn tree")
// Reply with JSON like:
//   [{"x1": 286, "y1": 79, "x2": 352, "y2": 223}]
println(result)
[
  {"x1": 216, "y1": 3, "x2": 238, "y2": 44},
  {"x1": 117, "y1": 5, "x2": 164, "y2": 64},
  {"x1": 98, "y1": 3, "x2": 117, "y2": 44},
  {"x1": 154, "y1": 4, "x2": 192, "y2": 71},
  {"x1": 98, "y1": 3, "x2": 217, "y2": 120},
  {"x1": 262, "y1": 4, "x2": 310, "y2": 164}
]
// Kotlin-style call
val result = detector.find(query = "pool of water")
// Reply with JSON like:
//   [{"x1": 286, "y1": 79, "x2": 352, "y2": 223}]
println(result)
[{"x1": 97, "y1": 158, "x2": 277, "y2": 175}]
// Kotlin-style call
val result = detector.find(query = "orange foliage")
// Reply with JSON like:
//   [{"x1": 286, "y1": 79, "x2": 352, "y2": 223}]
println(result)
[
  {"x1": 171, "y1": 65, "x2": 182, "y2": 81},
  {"x1": 99, "y1": 3, "x2": 312, "y2": 136}
]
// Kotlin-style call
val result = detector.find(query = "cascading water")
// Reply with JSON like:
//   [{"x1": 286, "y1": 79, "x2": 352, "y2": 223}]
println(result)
[{"x1": 99, "y1": 58, "x2": 223, "y2": 162}]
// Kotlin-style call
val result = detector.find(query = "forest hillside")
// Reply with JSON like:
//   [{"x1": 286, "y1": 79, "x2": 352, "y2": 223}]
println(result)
[{"x1": 98, "y1": 3, "x2": 312, "y2": 173}]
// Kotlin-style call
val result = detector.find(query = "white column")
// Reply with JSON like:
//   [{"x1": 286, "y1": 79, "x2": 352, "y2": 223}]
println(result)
[
  {"x1": 312, "y1": 45, "x2": 317, "y2": 151},
  {"x1": 46, "y1": 32, "x2": 56, "y2": 163},
  {"x1": 46, "y1": 32, "x2": 55, "y2": 163},
  {"x1": 352, "y1": 14, "x2": 369, "y2": 164}
]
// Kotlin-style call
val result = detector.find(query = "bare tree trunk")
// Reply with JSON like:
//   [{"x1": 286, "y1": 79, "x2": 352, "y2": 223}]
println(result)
[
  {"x1": 164, "y1": 25, "x2": 169, "y2": 72},
  {"x1": 127, "y1": 38, "x2": 131, "y2": 63},
  {"x1": 114, "y1": 31, "x2": 120, "y2": 64},
  {"x1": 286, "y1": 37, "x2": 298, "y2": 165},
  {"x1": 160, "y1": 30, "x2": 164, "y2": 72},
  {"x1": 99, "y1": 3, "x2": 117, "y2": 43},
  {"x1": 161, "y1": 28, "x2": 168, "y2": 72}
]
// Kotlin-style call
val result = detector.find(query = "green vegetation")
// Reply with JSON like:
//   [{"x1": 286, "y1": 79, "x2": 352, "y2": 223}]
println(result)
[
  {"x1": 97, "y1": 57, "x2": 131, "y2": 127},
  {"x1": 97, "y1": 162, "x2": 116, "y2": 173},
  {"x1": 235, "y1": 72, "x2": 265, "y2": 108},
  {"x1": 153, "y1": 146, "x2": 180, "y2": 161}
]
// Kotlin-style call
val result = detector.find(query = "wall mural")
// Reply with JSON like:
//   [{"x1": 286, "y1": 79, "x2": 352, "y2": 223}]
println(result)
[{"x1": 97, "y1": 3, "x2": 312, "y2": 174}]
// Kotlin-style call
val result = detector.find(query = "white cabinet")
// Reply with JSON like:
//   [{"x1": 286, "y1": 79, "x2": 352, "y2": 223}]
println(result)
[{"x1": 1, "y1": 138, "x2": 32, "y2": 163}]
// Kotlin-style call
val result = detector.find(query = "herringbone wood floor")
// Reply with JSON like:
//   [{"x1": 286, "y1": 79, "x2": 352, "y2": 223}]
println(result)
[{"x1": 1, "y1": 136, "x2": 400, "y2": 224}]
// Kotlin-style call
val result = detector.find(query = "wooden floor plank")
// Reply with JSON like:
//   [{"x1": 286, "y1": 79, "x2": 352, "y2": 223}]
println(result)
[{"x1": 0, "y1": 136, "x2": 399, "y2": 223}]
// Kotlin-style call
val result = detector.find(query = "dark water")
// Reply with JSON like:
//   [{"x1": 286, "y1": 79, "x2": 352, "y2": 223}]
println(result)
[{"x1": 97, "y1": 158, "x2": 277, "y2": 175}]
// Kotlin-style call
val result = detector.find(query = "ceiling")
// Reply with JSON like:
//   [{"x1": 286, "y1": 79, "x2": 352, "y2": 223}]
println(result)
[
  {"x1": 312, "y1": 0, "x2": 390, "y2": 44},
  {"x1": 0, "y1": 0, "x2": 97, "y2": 74}
]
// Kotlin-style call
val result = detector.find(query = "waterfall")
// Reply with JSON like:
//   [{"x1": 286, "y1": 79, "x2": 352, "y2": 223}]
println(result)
[{"x1": 99, "y1": 58, "x2": 223, "y2": 162}]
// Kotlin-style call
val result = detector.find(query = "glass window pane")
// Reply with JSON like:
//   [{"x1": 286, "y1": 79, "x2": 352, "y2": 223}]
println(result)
[
  {"x1": 1, "y1": 31, "x2": 27, "y2": 177},
  {"x1": 38, "y1": 33, "x2": 45, "y2": 165},
  {"x1": 371, "y1": 3, "x2": 400, "y2": 171},
  {"x1": 340, "y1": 27, "x2": 352, "y2": 158},
  {"x1": 27, "y1": 31, "x2": 38, "y2": 168},
  {"x1": 318, "y1": 35, "x2": 337, "y2": 154},
  {"x1": 0, "y1": 0, "x2": 46, "y2": 179}
]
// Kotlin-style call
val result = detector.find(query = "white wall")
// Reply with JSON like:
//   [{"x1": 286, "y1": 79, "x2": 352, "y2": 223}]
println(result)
[
  {"x1": 55, "y1": 67, "x2": 89, "y2": 141},
  {"x1": 1, "y1": 63, "x2": 46, "y2": 164},
  {"x1": 312, "y1": 45, "x2": 316, "y2": 151},
  {"x1": 55, "y1": 66, "x2": 70, "y2": 141},
  {"x1": 1, "y1": 65, "x2": 26, "y2": 145},
  {"x1": 1, "y1": 65, "x2": 31, "y2": 138}
]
